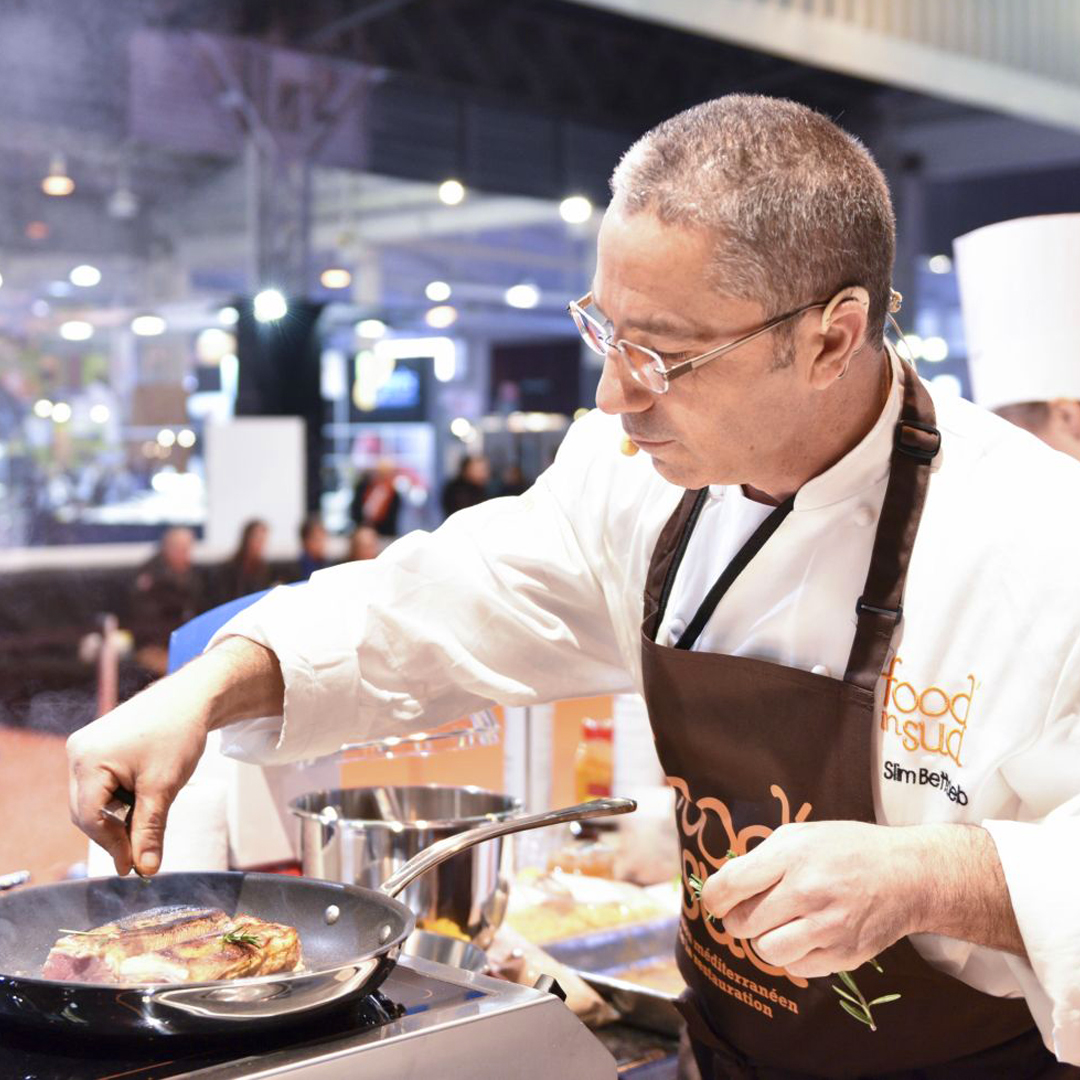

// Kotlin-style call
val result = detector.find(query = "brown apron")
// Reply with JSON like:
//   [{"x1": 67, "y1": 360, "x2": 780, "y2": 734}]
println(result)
[{"x1": 641, "y1": 365, "x2": 1073, "y2": 1079}]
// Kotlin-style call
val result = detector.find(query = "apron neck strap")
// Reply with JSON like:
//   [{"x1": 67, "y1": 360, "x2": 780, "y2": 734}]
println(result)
[{"x1": 843, "y1": 362, "x2": 939, "y2": 691}]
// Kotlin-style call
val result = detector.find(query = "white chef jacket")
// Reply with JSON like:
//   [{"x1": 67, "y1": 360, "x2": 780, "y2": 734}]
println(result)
[{"x1": 213, "y1": 348, "x2": 1080, "y2": 1063}]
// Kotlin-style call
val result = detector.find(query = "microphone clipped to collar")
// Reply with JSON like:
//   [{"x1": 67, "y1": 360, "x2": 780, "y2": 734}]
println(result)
[{"x1": 820, "y1": 285, "x2": 870, "y2": 333}]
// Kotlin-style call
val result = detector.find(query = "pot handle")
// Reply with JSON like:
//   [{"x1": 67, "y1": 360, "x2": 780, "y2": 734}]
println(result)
[{"x1": 377, "y1": 796, "x2": 636, "y2": 899}]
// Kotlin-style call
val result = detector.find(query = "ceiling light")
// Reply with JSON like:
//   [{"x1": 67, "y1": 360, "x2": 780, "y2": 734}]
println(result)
[
  {"x1": 320, "y1": 268, "x2": 352, "y2": 289},
  {"x1": 921, "y1": 336, "x2": 949, "y2": 363},
  {"x1": 196, "y1": 328, "x2": 235, "y2": 364},
  {"x1": 356, "y1": 318, "x2": 387, "y2": 339},
  {"x1": 425, "y1": 305, "x2": 458, "y2": 329},
  {"x1": 51, "y1": 402, "x2": 72, "y2": 423},
  {"x1": 59, "y1": 320, "x2": 93, "y2": 341},
  {"x1": 89, "y1": 404, "x2": 111, "y2": 424},
  {"x1": 505, "y1": 283, "x2": 540, "y2": 309},
  {"x1": 157, "y1": 429, "x2": 177, "y2": 448},
  {"x1": 0, "y1": 271, "x2": 4, "y2": 289},
  {"x1": 33, "y1": 399, "x2": 53, "y2": 419},
  {"x1": 107, "y1": 185, "x2": 139, "y2": 220},
  {"x1": 131, "y1": 314, "x2": 166, "y2": 337},
  {"x1": 42, "y1": 155, "x2": 74, "y2": 197},
  {"x1": 449, "y1": 417, "x2": 473, "y2": 439},
  {"x1": 927, "y1": 255, "x2": 953, "y2": 274},
  {"x1": 425, "y1": 280, "x2": 451, "y2": 303},
  {"x1": 70, "y1": 264, "x2": 101, "y2": 287},
  {"x1": 438, "y1": 179, "x2": 465, "y2": 206},
  {"x1": 559, "y1": 195, "x2": 593, "y2": 224},
  {"x1": 177, "y1": 429, "x2": 196, "y2": 449},
  {"x1": 253, "y1": 288, "x2": 287, "y2": 322},
  {"x1": 217, "y1": 305, "x2": 239, "y2": 327}
]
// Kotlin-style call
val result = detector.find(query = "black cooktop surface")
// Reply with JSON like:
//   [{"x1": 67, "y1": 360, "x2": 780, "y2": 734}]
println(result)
[{"x1": 0, "y1": 989, "x2": 405, "y2": 1080}]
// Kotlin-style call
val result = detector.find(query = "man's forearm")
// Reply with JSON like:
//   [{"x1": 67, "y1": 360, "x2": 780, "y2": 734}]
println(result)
[
  {"x1": 197, "y1": 636, "x2": 286, "y2": 730},
  {"x1": 907, "y1": 823, "x2": 1025, "y2": 957}
]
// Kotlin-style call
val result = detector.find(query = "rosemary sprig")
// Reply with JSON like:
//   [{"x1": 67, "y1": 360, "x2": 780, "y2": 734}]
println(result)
[
  {"x1": 686, "y1": 854, "x2": 901, "y2": 1030},
  {"x1": 222, "y1": 929, "x2": 262, "y2": 947}
]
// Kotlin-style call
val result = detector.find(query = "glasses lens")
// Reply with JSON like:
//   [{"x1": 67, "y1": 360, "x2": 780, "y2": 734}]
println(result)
[
  {"x1": 570, "y1": 306, "x2": 607, "y2": 356},
  {"x1": 621, "y1": 342, "x2": 668, "y2": 393}
]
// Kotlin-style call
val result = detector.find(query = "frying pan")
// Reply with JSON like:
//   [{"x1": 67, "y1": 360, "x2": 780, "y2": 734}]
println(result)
[{"x1": 0, "y1": 795, "x2": 635, "y2": 1037}]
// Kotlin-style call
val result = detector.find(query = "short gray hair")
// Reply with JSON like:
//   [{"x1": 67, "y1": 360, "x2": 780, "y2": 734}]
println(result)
[{"x1": 610, "y1": 95, "x2": 895, "y2": 359}]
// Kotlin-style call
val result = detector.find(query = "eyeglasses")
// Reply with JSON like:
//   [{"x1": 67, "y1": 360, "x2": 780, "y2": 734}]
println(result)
[{"x1": 567, "y1": 291, "x2": 832, "y2": 395}]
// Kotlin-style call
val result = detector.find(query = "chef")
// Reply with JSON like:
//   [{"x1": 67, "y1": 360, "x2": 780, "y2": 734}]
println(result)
[
  {"x1": 67, "y1": 95, "x2": 1080, "y2": 1078},
  {"x1": 955, "y1": 212, "x2": 1080, "y2": 461}
]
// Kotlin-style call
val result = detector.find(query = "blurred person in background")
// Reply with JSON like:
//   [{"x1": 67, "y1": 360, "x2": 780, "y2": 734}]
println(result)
[
  {"x1": 296, "y1": 515, "x2": 328, "y2": 579},
  {"x1": 220, "y1": 519, "x2": 273, "y2": 601},
  {"x1": 350, "y1": 458, "x2": 401, "y2": 537},
  {"x1": 497, "y1": 462, "x2": 529, "y2": 498},
  {"x1": 441, "y1": 454, "x2": 491, "y2": 518},
  {"x1": 347, "y1": 524, "x2": 381, "y2": 562},
  {"x1": 130, "y1": 527, "x2": 204, "y2": 676},
  {"x1": 956, "y1": 213, "x2": 1080, "y2": 462}
]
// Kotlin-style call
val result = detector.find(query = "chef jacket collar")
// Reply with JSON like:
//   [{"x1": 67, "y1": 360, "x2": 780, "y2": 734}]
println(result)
[{"x1": 708, "y1": 345, "x2": 918, "y2": 512}]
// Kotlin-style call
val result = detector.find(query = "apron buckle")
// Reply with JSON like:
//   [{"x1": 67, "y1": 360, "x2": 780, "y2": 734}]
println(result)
[
  {"x1": 856, "y1": 596, "x2": 903, "y2": 624},
  {"x1": 895, "y1": 419, "x2": 941, "y2": 463}
]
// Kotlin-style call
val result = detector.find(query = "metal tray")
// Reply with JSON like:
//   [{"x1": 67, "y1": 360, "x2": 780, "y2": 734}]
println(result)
[{"x1": 545, "y1": 916, "x2": 684, "y2": 1036}]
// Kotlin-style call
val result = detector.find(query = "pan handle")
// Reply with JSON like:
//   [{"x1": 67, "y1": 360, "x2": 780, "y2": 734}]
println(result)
[{"x1": 377, "y1": 796, "x2": 636, "y2": 899}]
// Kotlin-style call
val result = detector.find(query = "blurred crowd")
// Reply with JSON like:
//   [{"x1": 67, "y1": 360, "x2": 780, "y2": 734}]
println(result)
[{"x1": 128, "y1": 452, "x2": 535, "y2": 677}]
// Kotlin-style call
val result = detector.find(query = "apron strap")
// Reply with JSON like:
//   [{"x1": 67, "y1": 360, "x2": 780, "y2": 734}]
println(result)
[{"x1": 843, "y1": 363, "x2": 939, "y2": 691}]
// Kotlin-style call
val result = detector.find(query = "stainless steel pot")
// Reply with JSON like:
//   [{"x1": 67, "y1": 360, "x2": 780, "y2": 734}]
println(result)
[{"x1": 291, "y1": 785, "x2": 522, "y2": 948}]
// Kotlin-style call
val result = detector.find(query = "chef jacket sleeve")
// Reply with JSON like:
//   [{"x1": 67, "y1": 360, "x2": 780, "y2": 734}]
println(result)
[
  {"x1": 207, "y1": 419, "x2": 636, "y2": 764},
  {"x1": 982, "y1": 632, "x2": 1080, "y2": 1066}
]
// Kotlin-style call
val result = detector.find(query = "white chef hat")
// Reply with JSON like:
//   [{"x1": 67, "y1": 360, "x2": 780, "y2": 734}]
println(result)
[{"x1": 953, "y1": 213, "x2": 1080, "y2": 410}]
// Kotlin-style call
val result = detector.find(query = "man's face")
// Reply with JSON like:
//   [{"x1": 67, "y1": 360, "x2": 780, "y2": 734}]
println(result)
[
  {"x1": 593, "y1": 206, "x2": 812, "y2": 490},
  {"x1": 161, "y1": 528, "x2": 194, "y2": 573}
]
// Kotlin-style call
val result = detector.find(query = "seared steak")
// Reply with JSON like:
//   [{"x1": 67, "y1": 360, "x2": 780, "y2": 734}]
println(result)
[{"x1": 42, "y1": 905, "x2": 302, "y2": 984}]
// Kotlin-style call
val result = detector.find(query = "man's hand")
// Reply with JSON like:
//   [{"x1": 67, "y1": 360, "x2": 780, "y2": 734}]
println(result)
[
  {"x1": 67, "y1": 636, "x2": 284, "y2": 877},
  {"x1": 699, "y1": 820, "x2": 1024, "y2": 978}
]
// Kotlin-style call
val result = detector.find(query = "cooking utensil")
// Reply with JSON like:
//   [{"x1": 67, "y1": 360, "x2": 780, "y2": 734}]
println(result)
[
  {"x1": 403, "y1": 929, "x2": 488, "y2": 974},
  {"x1": 291, "y1": 785, "x2": 523, "y2": 947},
  {"x1": 0, "y1": 795, "x2": 634, "y2": 1036}
]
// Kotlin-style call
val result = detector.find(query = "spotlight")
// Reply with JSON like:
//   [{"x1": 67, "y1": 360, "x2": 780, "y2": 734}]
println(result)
[
  {"x1": 51, "y1": 402, "x2": 73, "y2": 423},
  {"x1": 217, "y1": 306, "x2": 239, "y2": 326},
  {"x1": 70, "y1": 265, "x2": 101, "y2": 288},
  {"x1": 177, "y1": 429, "x2": 196, "y2": 449},
  {"x1": 425, "y1": 305, "x2": 458, "y2": 329},
  {"x1": 559, "y1": 195, "x2": 593, "y2": 224},
  {"x1": 59, "y1": 320, "x2": 93, "y2": 341},
  {"x1": 356, "y1": 319, "x2": 387, "y2": 339},
  {"x1": 320, "y1": 268, "x2": 352, "y2": 289},
  {"x1": 157, "y1": 429, "x2": 177, "y2": 448},
  {"x1": 253, "y1": 289, "x2": 287, "y2": 322},
  {"x1": 927, "y1": 255, "x2": 953, "y2": 275},
  {"x1": 505, "y1": 283, "x2": 540, "y2": 309},
  {"x1": 438, "y1": 179, "x2": 465, "y2": 206},
  {"x1": 89, "y1": 404, "x2": 111, "y2": 424},
  {"x1": 42, "y1": 155, "x2": 74, "y2": 197},
  {"x1": 425, "y1": 280, "x2": 452, "y2": 303},
  {"x1": 33, "y1": 399, "x2": 54, "y2": 419},
  {"x1": 131, "y1": 314, "x2": 166, "y2": 337}
]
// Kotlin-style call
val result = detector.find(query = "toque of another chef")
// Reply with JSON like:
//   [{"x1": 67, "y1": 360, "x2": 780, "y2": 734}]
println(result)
[{"x1": 954, "y1": 212, "x2": 1080, "y2": 460}]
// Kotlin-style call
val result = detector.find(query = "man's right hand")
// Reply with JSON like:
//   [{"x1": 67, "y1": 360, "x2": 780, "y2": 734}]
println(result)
[
  {"x1": 67, "y1": 636, "x2": 285, "y2": 876},
  {"x1": 67, "y1": 671, "x2": 212, "y2": 877}
]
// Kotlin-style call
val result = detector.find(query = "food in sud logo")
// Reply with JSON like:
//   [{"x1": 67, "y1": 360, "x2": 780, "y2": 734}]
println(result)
[{"x1": 880, "y1": 656, "x2": 976, "y2": 766}]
